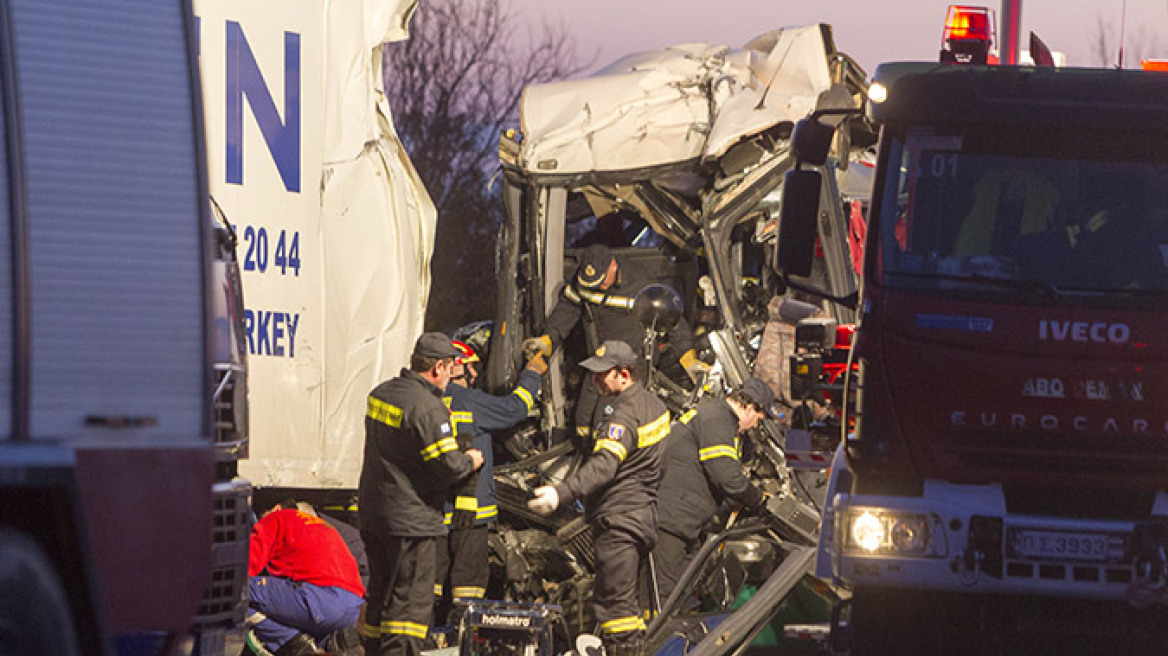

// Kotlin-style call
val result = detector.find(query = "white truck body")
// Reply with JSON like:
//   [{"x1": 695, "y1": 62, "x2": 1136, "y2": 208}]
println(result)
[{"x1": 194, "y1": 0, "x2": 435, "y2": 488}]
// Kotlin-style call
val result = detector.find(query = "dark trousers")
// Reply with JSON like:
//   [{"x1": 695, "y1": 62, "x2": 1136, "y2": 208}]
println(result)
[
  {"x1": 651, "y1": 530, "x2": 693, "y2": 608},
  {"x1": 594, "y1": 524, "x2": 651, "y2": 651},
  {"x1": 433, "y1": 524, "x2": 490, "y2": 624},
  {"x1": 248, "y1": 576, "x2": 363, "y2": 653},
  {"x1": 362, "y1": 533, "x2": 435, "y2": 656}
]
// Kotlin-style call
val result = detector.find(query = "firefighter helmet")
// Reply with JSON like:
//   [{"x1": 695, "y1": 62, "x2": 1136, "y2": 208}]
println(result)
[
  {"x1": 453, "y1": 320, "x2": 493, "y2": 362},
  {"x1": 452, "y1": 339, "x2": 480, "y2": 364}
]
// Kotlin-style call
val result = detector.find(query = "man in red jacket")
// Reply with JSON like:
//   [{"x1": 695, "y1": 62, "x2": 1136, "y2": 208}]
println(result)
[{"x1": 249, "y1": 499, "x2": 366, "y2": 656}]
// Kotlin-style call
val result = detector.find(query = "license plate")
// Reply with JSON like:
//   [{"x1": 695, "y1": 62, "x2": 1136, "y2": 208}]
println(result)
[{"x1": 1006, "y1": 528, "x2": 1111, "y2": 562}]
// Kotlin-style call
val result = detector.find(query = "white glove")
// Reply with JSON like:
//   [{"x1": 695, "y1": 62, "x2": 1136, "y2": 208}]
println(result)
[{"x1": 527, "y1": 485, "x2": 560, "y2": 516}]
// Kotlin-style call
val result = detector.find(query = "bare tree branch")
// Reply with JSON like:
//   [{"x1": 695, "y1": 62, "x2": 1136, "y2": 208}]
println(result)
[
  {"x1": 1092, "y1": 14, "x2": 1115, "y2": 67},
  {"x1": 382, "y1": 0, "x2": 593, "y2": 332},
  {"x1": 1090, "y1": 11, "x2": 1166, "y2": 67}
]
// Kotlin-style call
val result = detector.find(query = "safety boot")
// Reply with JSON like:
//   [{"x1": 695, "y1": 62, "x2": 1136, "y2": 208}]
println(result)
[
  {"x1": 361, "y1": 635, "x2": 383, "y2": 656},
  {"x1": 603, "y1": 639, "x2": 644, "y2": 656},
  {"x1": 274, "y1": 633, "x2": 323, "y2": 656},
  {"x1": 322, "y1": 626, "x2": 363, "y2": 656}
]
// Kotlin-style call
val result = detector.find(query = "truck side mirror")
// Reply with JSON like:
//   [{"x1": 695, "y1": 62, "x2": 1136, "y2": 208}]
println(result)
[
  {"x1": 775, "y1": 169, "x2": 822, "y2": 278},
  {"x1": 791, "y1": 118, "x2": 836, "y2": 167}
]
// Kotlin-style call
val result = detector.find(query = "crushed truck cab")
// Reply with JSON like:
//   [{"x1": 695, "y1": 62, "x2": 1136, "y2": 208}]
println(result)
[{"x1": 479, "y1": 23, "x2": 875, "y2": 654}]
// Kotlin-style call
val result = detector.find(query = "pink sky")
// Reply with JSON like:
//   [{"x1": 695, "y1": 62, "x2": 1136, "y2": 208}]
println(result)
[{"x1": 508, "y1": 0, "x2": 1167, "y2": 75}]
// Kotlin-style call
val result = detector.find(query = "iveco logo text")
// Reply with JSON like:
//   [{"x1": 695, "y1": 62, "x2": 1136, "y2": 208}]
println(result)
[{"x1": 1038, "y1": 320, "x2": 1129, "y2": 344}]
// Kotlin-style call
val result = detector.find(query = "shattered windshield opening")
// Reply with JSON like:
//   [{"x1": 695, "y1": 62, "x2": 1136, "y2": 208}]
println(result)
[
  {"x1": 566, "y1": 206, "x2": 657, "y2": 250},
  {"x1": 876, "y1": 127, "x2": 1168, "y2": 294}
]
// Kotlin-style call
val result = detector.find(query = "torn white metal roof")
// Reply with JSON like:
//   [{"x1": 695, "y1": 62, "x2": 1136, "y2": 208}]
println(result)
[{"x1": 518, "y1": 24, "x2": 835, "y2": 176}]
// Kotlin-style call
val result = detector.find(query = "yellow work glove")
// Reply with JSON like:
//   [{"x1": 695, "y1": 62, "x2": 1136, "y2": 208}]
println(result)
[
  {"x1": 525, "y1": 352, "x2": 548, "y2": 375},
  {"x1": 522, "y1": 334, "x2": 552, "y2": 358}
]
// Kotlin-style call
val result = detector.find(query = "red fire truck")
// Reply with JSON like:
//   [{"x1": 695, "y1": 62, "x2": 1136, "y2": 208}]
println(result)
[{"x1": 776, "y1": 7, "x2": 1168, "y2": 654}]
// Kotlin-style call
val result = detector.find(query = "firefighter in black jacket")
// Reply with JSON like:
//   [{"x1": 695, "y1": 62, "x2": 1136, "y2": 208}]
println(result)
[
  {"x1": 523, "y1": 244, "x2": 706, "y2": 439},
  {"x1": 527, "y1": 340, "x2": 670, "y2": 656},
  {"x1": 433, "y1": 340, "x2": 546, "y2": 623},
  {"x1": 358, "y1": 332, "x2": 484, "y2": 656},
  {"x1": 653, "y1": 377, "x2": 779, "y2": 604}
]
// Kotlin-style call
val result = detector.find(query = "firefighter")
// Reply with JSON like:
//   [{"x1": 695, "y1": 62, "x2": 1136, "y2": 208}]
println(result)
[
  {"x1": 652, "y1": 377, "x2": 778, "y2": 604},
  {"x1": 358, "y1": 332, "x2": 484, "y2": 656},
  {"x1": 527, "y1": 340, "x2": 670, "y2": 656},
  {"x1": 522, "y1": 243, "x2": 706, "y2": 440},
  {"x1": 434, "y1": 339, "x2": 546, "y2": 624}
]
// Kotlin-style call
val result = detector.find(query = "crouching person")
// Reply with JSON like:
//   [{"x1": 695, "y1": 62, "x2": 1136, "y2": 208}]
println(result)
[{"x1": 248, "y1": 499, "x2": 366, "y2": 655}]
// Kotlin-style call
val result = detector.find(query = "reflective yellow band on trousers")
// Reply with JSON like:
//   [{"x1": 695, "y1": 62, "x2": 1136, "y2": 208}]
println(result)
[
  {"x1": 381, "y1": 621, "x2": 428, "y2": 638},
  {"x1": 600, "y1": 616, "x2": 646, "y2": 634}
]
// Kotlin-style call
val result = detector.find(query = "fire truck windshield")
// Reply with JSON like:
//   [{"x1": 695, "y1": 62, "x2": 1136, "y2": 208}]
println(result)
[{"x1": 875, "y1": 127, "x2": 1168, "y2": 295}]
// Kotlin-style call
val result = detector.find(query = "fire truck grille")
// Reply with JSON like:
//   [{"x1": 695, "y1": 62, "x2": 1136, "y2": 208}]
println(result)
[
  {"x1": 943, "y1": 433, "x2": 1168, "y2": 482},
  {"x1": 193, "y1": 480, "x2": 252, "y2": 628}
]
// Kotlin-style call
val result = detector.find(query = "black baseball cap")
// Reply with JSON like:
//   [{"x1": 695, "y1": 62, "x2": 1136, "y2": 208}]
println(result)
[
  {"x1": 413, "y1": 332, "x2": 461, "y2": 360},
  {"x1": 576, "y1": 244, "x2": 614, "y2": 289},
  {"x1": 740, "y1": 377, "x2": 781, "y2": 419},
  {"x1": 579, "y1": 340, "x2": 639, "y2": 372}
]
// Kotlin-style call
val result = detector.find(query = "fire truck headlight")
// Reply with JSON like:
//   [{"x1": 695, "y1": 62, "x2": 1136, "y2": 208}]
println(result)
[
  {"x1": 891, "y1": 517, "x2": 928, "y2": 552},
  {"x1": 852, "y1": 511, "x2": 885, "y2": 552},
  {"x1": 843, "y1": 509, "x2": 945, "y2": 557},
  {"x1": 868, "y1": 82, "x2": 888, "y2": 104}
]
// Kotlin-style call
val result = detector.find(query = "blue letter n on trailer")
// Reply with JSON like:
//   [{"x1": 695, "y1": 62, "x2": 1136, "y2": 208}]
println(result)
[{"x1": 225, "y1": 22, "x2": 301, "y2": 192}]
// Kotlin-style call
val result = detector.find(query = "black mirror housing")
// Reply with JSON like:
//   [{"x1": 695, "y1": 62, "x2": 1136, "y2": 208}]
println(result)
[
  {"x1": 775, "y1": 169, "x2": 822, "y2": 278},
  {"x1": 791, "y1": 118, "x2": 835, "y2": 166}
]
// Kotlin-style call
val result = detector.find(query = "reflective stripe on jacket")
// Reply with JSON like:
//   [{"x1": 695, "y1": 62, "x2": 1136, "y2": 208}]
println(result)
[
  {"x1": 555, "y1": 381, "x2": 670, "y2": 541},
  {"x1": 358, "y1": 368, "x2": 474, "y2": 537},
  {"x1": 543, "y1": 256, "x2": 695, "y2": 358},
  {"x1": 657, "y1": 398, "x2": 764, "y2": 540},
  {"x1": 442, "y1": 369, "x2": 542, "y2": 525}
]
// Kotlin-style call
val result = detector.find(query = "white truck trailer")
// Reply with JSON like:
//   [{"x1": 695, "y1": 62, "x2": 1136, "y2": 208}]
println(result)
[{"x1": 193, "y1": 0, "x2": 436, "y2": 497}]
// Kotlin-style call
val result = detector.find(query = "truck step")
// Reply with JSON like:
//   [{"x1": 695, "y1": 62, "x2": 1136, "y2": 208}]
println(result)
[{"x1": 783, "y1": 622, "x2": 831, "y2": 643}]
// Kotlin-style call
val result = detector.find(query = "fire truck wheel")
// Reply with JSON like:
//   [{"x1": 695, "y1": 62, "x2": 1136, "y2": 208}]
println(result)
[
  {"x1": 0, "y1": 529, "x2": 81, "y2": 656},
  {"x1": 849, "y1": 587, "x2": 991, "y2": 655},
  {"x1": 847, "y1": 588, "x2": 939, "y2": 656}
]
